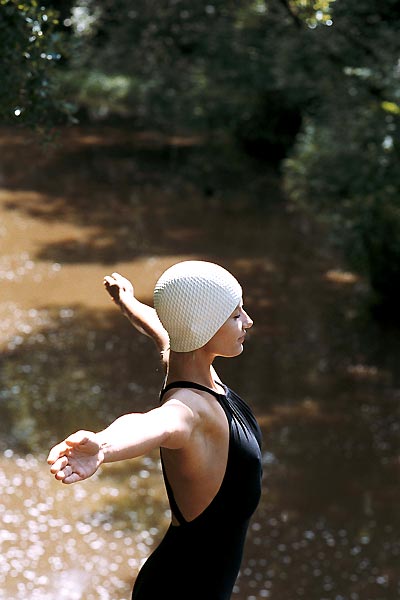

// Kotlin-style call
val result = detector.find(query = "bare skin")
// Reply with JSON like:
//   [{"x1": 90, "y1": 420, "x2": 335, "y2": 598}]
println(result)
[
  {"x1": 103, "y1": 273, "x2": 170, "y2": 366},
  {"x1": 47, "y1": 272, "x2": 253, "y2": 523}
]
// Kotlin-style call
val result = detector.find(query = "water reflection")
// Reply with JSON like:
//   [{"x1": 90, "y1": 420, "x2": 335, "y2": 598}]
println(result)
[
  {"x1": 1, "y1": 305, "x2": 161, "y2": 448},
  {"x1": 0, "y1": 126, "x2": 399, "y2": 599},
  {"x1": 0, "y1": 451, "x2": 169, "y2": 600}
]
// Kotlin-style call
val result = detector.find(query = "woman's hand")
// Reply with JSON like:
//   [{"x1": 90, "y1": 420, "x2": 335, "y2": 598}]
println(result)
[
  {"x1": 103, "y1": 271, "x2": 169, "y2": 358},
  {"x1": 104, "y1": 272, "x2": 134, "y2": 309},
  {"x1": 47, "y1": 430, "x2": 104, "y2": 484}
]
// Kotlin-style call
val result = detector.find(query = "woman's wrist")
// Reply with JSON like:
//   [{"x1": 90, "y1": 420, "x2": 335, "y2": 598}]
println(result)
[
  {"x1": 97, "y1": 446, "x2": 106, "y2": 467},
  {"x1": 95, "y1": 433, "x2": 110, "y2": 464}
]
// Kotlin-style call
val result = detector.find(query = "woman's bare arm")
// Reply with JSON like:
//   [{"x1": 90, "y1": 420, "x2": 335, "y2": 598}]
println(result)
[
  {"x1": 104, "y1": 272, "x2": 170, "y2": 365},
  {"x1": 47, "y1": 400, "x2": 196, "y2": 484}
]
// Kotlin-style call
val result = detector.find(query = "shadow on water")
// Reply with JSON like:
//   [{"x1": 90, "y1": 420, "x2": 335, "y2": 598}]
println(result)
[
  {"x1": 0, "y1": 126, "x2": 399, "y2": 599},
  {"x1": 1, "y1": 126, "x2": 279, "y2": 265}
]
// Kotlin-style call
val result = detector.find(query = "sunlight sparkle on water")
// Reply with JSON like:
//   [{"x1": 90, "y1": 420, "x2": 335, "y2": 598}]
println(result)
[{"x1": 0, "y1": 453, "x2": 168, "y2": 599}]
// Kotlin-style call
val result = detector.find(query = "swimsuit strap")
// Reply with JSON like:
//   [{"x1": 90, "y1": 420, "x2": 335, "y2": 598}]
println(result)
[{"x1": 160, "y1": 380, "x2": 224, "y2": 402}]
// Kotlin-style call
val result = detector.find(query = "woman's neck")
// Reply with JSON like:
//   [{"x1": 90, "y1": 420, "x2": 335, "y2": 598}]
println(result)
[{"x1": 166, "y1": 350, "x2": 217, "y2": 390}]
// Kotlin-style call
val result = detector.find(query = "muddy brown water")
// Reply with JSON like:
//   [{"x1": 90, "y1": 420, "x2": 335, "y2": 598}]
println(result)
[{"x1": 0, "y1": 126, "x2": 399, "y2": 599}]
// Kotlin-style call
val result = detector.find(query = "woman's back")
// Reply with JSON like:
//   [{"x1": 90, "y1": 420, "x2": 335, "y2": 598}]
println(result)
[
  {"x1": 132, "y1": 381, "x2": 262, "y2": 600},
  {"x1": 158, "y1": 381, "x2": 231, "y2": 524}
]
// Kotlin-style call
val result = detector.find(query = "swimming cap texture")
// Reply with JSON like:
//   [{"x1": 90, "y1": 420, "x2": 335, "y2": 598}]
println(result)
[{"x1": 154, "y1": 261, "x2": 242, "y2": 352}]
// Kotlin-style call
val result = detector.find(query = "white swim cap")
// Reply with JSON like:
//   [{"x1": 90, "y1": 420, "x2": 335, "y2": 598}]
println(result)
[{"x1": 154, "y1": 261, "x2": 242, "y2": 352}]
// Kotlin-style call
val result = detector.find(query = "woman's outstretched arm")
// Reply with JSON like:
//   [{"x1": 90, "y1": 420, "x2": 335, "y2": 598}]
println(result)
[
  {"x1": 104, "y1": 272, "x2": 170, "y2": 364},
  {"x1": 47, "y1": 400, "x2": 196, "y2": 484}
]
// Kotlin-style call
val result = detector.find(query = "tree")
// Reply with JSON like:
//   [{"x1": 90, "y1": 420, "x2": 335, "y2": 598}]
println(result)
[
  {"x1": 53, "y1": 0, "x2": 308, "y2": 153},
  {"x1": 0, "y1": 0, "x2": 66, "y2": 128},
  {"x1": 282, "y1": 0, "x2": 400, "y2": 312}
]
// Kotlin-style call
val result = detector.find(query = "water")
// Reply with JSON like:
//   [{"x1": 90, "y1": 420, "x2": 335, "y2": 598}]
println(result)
[{"x1": 0, "y1": 126, "x2": 399, "y2": 599}]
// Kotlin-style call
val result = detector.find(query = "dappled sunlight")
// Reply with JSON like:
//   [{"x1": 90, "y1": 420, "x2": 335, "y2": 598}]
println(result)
[
  {"x1": 324, "y1": 268, "x2": 360, "y2": 285},
  {"x1": 347, "y1": 363, "x2": 391, "y2": 383},
  {"x1": 1, "y1": 126, "x2": 399, "y2": 599},
  {"x1": 0, "y1": 451, "x2": 169, "y2": 600}
]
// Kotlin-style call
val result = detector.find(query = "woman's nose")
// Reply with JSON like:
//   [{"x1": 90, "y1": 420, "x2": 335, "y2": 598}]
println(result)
[{"x1": 244, "y1": 312, "x2": 253, "y2": 329}]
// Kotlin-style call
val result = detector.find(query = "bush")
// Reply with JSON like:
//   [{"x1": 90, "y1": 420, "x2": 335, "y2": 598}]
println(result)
[{"x1": 284, "y1": 100, "x2": 400, "y2": 312}]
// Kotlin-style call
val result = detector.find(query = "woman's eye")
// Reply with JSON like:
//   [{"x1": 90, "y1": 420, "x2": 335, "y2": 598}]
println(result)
[{"x1": 233, "y1": 314, "x2": 240, "y2": 320}]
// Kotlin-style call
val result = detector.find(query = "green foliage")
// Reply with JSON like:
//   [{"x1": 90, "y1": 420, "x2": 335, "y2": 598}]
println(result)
[
  {"x1": 58, "y1": 0, "x2": 257, "y2": 126},
  {"x1": 0, "y1": 0, "x2": 67, "y2": 127},
  {"x1": 57, "y1": 69, "x2": 136, "y2": 117},
  {"x1": 283, "y1": 0, "x2": 400, "y2": 309}
]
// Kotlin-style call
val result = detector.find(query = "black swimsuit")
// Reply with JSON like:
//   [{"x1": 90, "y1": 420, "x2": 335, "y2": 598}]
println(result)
[{"x1": 131, "y1": 381, "x2": 262, "y2": 600}]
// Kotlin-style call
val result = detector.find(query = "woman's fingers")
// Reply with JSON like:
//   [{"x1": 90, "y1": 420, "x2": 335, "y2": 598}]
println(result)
[
  {"x1": 50, "y1": 454, "x2": 90, "y2": 483},
  {"x1": 48, "y1": 431, "x2": 96, "y2": 470},
  {"x1": 104, "y1": 276, "x2": 121, "y2": 302},
  {"x1": 54, "y1": 464, "x2": 84, "y2": 484},
  {"x1": 62, "y1": 471, "x2": 84, "y2": 485},
  {"x1": 111, "y1": 272, "x2": 134, "y2": 294},
  {"x1": 65, "y1": 430, "x2": 91, "y2": 445},
  {"x1": 48, "y1": 431, "x2": 100, "y2": 485},
  {"x1": 47, "y1": 441, "x2": 70, "y2": 465},
  {"x1": 111, "y1": 272, "x2": 126, "y2": 283},
  {"x1": 49, "y1": 455, "x2": 69, "y2": 475},
  {"x1": 104, "y1": 273, "x2": 134, "y2": 307},
  {"x1": 54, "y1": 463, "x2": 72, "y2": 480},
  {"x1": 65, "y1": 430, "x2": 100, "y2": 454}
]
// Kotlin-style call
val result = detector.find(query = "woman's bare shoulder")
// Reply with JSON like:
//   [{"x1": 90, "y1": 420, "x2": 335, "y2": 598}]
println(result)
[{"x1": 161, "y1": 386, "x2": 224, "y2": 432}]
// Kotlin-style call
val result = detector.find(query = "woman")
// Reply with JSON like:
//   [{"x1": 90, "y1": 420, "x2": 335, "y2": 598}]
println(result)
[{"x1": 48, "y1": 260, "x2": 262, "y2": 600}]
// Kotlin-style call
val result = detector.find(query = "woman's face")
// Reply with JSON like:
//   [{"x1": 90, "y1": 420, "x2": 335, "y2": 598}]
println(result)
[{"x1": 204, "y1": 302, "x2": 253, "y2": 358}]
